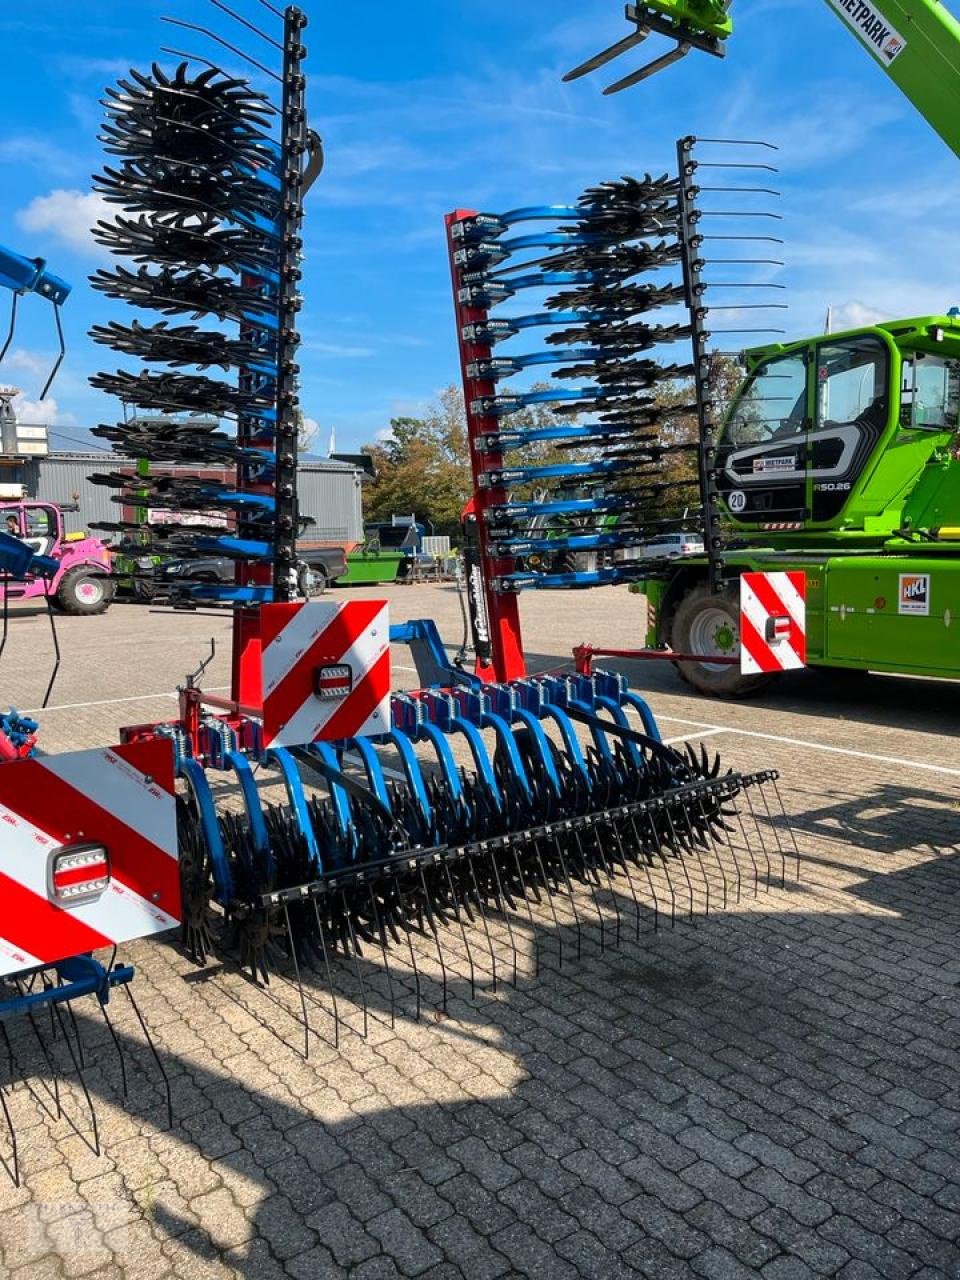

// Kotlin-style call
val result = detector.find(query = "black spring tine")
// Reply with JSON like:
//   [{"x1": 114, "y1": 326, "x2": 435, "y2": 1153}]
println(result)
[
  {"x1": 367, "y1": 883, "x2": 398, "y2": 1029},
  {"x1": 442, "y1": 861, "x2": 476, "y2": 999},
  {"x1": 770, "y1": 776, "x2": 802, "y2": 880},
  {"x1": 466, "y1": 851, "x2": 499, "y2": 993},
  {"x1": 649, "y1": 807, "x2": 691, "y2": 923},
  {"x1": 578, "y1": 824, "x2": 616, "y2": 957},
  {"x1": 507, "y1": 835, "x2": 540, "y2": 980},
  {"x1": 97, "y1": 997, "x2": 129, "y2": 1099},
  {"x1": 601, "y1": 826, "x2": 626, "y2": 948},
  {"x1": 532, "y1": 837, "x2": 565, "y2": 970},
  {"x1": 282, "y1": 901, "x2": 311, "y2": 1059},
  {"x1": 756, "y1": 778, "x2": 790, "y2": 887},
  {"x1": 49, "y1": 998, "x2": 100, "y2": 1158},
  {"x1": 700, "y1": 792, "x2": 739, "y2": 907},
  {"x1": 550, "y1": 831, "x2": 584, "y2": 963},
  {"x1": 393, "y1": 879, "x2": 423, "y2": 1022},
  {"x1": 340, "y1": 894, "x2": 370, "y2": 1041},
  {"x1": 669, "y1": 799, "x2": 712, "y2": 918},
  {"x1": 740, "y1": 785, "x2": 774, "y2": 889},
  {"x1": 487, "y1": 846, "x2": 521, "y2": 989},
  {"x1": 728, "y1": 801, "x2": 760, "y2": 899},
  {"x1": 684, "y1": 792, "x2": 728, "y2": 911},
  {"x1": 615, "y1": 813, "x2": 651, "y2": 938},
  {"x1": 572, "y1": 825, "x2": 608, "y2": 954},
  {"x1": 60, "y1": 983, "x2": 87, "y2": 1070},
  {"x1": 418, "y1": 866, "x2": 449, "y2": 1015},
  {"x1": 311, "y1": 897, "x2": 341, "y2": 1050},
  {"x1": 24, "y1": 1000, "x2": 62, "y2": 1122},
  {"x1": 122, "y1": 981, "x2": 172, "y2": 1132},
  {"x1": 0, "y1": 1023, "x2": 20, "y2": 1187},
  {"x1": 583, "y1": 823, "x2": 622, "y2": 951}
]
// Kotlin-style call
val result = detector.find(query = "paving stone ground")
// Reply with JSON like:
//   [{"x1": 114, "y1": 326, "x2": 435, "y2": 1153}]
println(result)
[{"x1": 0, "y1": 585, "x2": 958, "y2": 1279}]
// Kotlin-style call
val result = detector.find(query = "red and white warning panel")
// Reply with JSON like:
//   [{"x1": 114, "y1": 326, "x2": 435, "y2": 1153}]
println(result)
[
  {"x1": 0, "y1": 739, "x2": 179, "y2": 978},
  {"x1": 740, "y1": 571, "x2": 807, "y2": 674},
  {"x1": 261, "y1": 599, "x2": 391, "y2": 749}
]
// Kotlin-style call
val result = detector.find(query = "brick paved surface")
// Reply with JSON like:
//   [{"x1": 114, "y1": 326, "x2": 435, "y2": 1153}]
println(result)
[{"x1": 0, "y1": 586, "x2": 958, "y2": 1278}]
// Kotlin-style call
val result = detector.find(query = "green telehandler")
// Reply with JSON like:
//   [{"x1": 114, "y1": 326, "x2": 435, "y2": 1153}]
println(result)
[{"x1": 568, "y1": 1, "x2": 960, "y2": 695}]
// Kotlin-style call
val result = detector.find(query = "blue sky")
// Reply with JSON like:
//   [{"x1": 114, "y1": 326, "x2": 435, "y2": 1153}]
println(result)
[{"x1": 1, "y1": 0, "x2": 957, "y2": 453}]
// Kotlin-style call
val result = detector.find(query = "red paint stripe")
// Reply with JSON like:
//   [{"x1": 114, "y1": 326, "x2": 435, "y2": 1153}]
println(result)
[
  {"x1": 745, "y1": 573, "x2": 805, "y2": 666},
  {"x1": 0, "y1": 869, "x2": 112, "y2": 963},
  {"x1": 318, "y1": 650, "x2": 391, "y2": 742},
  {"x1": 740, "y1": 611, "x2": 783, "y2": 674},
  {"x1": 0, "y1": 766, "x2": 180, "y2": 919},
  {"x1": 264, "y1": 602, "x2": 384, "y2": 742},
  {"x1": 113, "y1": 740, "x2": 177, "y2": 797},
  {"x1": 259, "y1": 601, "x2": 301, "y2": 650}
]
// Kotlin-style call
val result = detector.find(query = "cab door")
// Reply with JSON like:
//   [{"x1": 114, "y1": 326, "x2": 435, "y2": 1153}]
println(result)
[
  {"x1": 808, "y1": 335, "x2": 892, "y2": 525},
  {"x1": 716, "y1": 349, "x2": 811, "y2": 523}
]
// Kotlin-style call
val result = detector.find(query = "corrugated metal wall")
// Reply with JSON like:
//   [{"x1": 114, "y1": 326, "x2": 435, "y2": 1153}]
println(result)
[{"x1": 25, "y1": 454, "x2": 364, "y2": 544}]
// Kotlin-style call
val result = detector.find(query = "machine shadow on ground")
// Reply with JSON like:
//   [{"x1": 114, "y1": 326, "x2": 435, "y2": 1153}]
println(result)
[{"x1": 1, "y1": 803, "x2": 959, "y2": 1279}]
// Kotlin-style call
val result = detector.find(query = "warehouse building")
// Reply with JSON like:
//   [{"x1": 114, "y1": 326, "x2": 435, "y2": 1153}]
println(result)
[{"x1": 0, "y1": 451, "x2": 364, "y2": 546}]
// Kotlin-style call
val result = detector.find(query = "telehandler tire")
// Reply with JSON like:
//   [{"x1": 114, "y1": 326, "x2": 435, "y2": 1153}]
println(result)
[
  {"x1": 671, "y1": 584, "x2": 771, "y2": 699},
  {"x1": 55, "y1": 568, "x2": 114, "y2": 616}
]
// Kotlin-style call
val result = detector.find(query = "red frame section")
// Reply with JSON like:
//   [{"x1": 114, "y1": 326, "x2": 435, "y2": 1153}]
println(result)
[{"x1": 445, "y1": 210, "x2": 526, "y2": 683}]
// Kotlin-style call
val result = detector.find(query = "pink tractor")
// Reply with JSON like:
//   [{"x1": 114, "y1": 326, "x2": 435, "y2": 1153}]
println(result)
[{"x1": 0, "y1": 500, "x2": 114, "y2": 614}]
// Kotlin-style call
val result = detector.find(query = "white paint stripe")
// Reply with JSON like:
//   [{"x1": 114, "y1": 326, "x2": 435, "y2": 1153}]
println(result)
[
  {"x1": 0, "y1": 935, "x2": 43, "y2": 978},
  {"x1": 21, "y1": 687, "x2": 231, "y2": 714},
  {"x1": 271, "y1": 629, "x2": 389, "y2": 748},
  {"x1": 0, "y1": 801, "x2": 179, "y2": 947},
  {"x1": 38, "y1": 748, "x2": 178, "y2": 860},
  {"x1": 644, "y1": 711, "x2": 960, "y2": 779},
  {"x1": 766, "y1": 571, "x2": 806, "y2": 628},
  {"x1": 661, "y1": 728, "x2": 728, "y2": 746}
]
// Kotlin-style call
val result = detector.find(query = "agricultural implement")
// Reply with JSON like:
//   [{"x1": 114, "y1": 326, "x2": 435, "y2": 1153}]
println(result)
[
  {"x1": 0, "y1": 1, "x2": 804, "y2": 1181},
  {"x1": 76, "y1": 0, "x2": 798, "y2": 1047}
]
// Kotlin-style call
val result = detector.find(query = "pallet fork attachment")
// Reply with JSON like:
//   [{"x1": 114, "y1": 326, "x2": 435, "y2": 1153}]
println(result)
[{"x1": 564, "y1": 2, "x2": 730, "y2": 93}]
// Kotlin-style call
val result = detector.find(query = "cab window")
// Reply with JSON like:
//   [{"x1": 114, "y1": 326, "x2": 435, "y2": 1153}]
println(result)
[
  {"x1": 816, "y1": 337, "x2": 888, "y2": 430},
  {"x1": 25, "y1": 507, "x2": 53, "y2": 538},
  {"x1": 902, "y1": 355, "x2": 960, "y2": 432},
  {"x1": 724, "y1": 352, "x2": 807, "y2": 446}
]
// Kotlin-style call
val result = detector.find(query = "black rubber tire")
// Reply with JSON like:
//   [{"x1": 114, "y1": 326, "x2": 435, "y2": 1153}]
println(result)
[
  {"x1": 298, "y1": 565, "x2": 326, "y2": 597},
  {"x1": 55, "y1": 568, "x2": 114, "y2": 616},
  {"x1": 671, "y1": 584, "x2": 771, "y2": 699}
]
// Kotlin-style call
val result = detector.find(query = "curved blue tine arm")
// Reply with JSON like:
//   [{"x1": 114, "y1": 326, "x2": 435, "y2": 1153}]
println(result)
[
  {"x1": 619, "y1": 690, "x2": 663, "y2": 743},
  {"x1": 512, "y1": 708, "x2": 563, "y2": 800},
  {"x1": 386, "y1": 730, "x2": 433, "y2": 833},
  {"x1": 226, "y1": 751, "x2": 273, "y2": 878},
  {"x1": 537, "y1": 704, "x2": 592, "y2": 785},
  {"x1": 443, "y1": 717, "x2": 502, "y2": 815},
  {"x1": 304, "y1": 742, "x2": 352, "y2": 845},
  {"x1": 416, "y1": 721, "x2": 467, "y2": 810},
  {"x1": 179, "y1": 757, "x2": 233, "y2": 905},
  {"x1": 343, "y1": 736, "x2": 392, "y2": 812},
  {"x1": 567, "y1": 698, "x2": 616, "y2": 765},
  {"x1": 479, "y1": 710, "x2": 534, "y2": 807},
  {"x1": 500, "y1": 204, "x2": 581, "y2": 225},
  {"x1": 265, "y1": 746, "x2": 320, "y2": 870},
  {"x1": 595, "y1": 695, "x2": 642, "y2": 768}
]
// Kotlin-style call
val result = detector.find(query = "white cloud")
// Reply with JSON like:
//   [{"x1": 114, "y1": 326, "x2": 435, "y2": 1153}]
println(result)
[
  {"x1": 306, "y1": 341, "x2": 376, "y2": 358},
  {"x1": 9, "y1": 394, "x2": 77, "y2": 428},
  {"x1": 16, "y1": 189, "x2": 112, "y2": 254},
  {"x1": 830, "y1": 302, "x2": 888, "y2": 330}
]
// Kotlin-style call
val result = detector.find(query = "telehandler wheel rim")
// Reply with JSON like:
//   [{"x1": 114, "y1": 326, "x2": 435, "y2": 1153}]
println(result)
[
  {"x1": 76, "y1": 578, "x2": 105, "y2": 605},
  {"x1": 688, "y1": 607, "x2": 740, "y2": 672}
]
